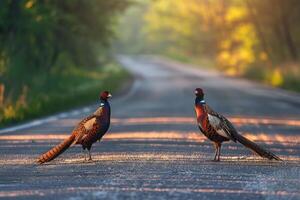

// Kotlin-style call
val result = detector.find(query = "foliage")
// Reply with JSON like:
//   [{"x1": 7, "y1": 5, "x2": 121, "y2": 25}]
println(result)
[
  {"x1": 0, "y1": 62, "x2": 130, "y2": 127},
  {"x1": 0, "y1": 0, "x2": 130, "y2": 125},
  {"x1": 113, "y1": 0, "x2": 148, "y2": 54},
  {"x1": 116, "y1": 0, "x2": 300, "y2": 91}
]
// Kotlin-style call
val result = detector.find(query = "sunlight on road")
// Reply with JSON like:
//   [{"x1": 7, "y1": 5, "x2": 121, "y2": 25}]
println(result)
[
  {"x1": 112, "y1": 117, "x2": 300, "y2": 127},
  {"x1": 1, "y1": 114, "x2": 300, "y2": 198},
  {"x1": 1, "y1": 132, "x2": 300, "y2": 146},
  {"x1": 1, "y1": 116, "x2": 299, "y2": 167},
  {"x1": 50, "y1": 116, "x2": 300, "y2": 127},
  {"x1": 1, "y1": 116, "x2": 300, "y2": 146}
]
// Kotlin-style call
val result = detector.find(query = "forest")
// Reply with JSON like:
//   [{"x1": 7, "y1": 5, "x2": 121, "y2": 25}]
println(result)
[
  {"x1": 0, "y1": 0, "x2": 130, "y2": 125},
  {"x1": 1, "y1": 0, "x2": 300, "y2": 126},
  {"x1": 117, "y1": 0, "x2": 300, "y2": 91}
]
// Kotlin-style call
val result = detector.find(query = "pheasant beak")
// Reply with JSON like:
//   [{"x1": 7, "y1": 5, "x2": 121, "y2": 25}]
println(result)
[{"x1": 107, "y1": 93, "x2": 112, "y2": 98}]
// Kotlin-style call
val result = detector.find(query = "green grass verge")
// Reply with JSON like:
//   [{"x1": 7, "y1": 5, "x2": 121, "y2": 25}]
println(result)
[{"x1": 0, "y1": 62, "x2": 131, "y2": 128}]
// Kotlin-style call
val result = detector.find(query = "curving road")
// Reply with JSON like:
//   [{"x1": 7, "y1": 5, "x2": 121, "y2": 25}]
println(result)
[{"x1": 0, "y1": 55, "x2": 300, "y2": 199}]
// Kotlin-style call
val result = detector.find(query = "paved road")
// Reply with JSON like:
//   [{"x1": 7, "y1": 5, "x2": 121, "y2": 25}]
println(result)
[{"x1": 1, "y1": 55, "x2": 300, "y2": 199}]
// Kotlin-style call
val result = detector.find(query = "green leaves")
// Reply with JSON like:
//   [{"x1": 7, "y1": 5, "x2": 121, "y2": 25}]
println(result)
[
  {"x1": 0, "y1": 0, "x2": 130, "y2": 125},
  {"x1": 0, "y1": 0, "x2": 129, "y2": 76}
]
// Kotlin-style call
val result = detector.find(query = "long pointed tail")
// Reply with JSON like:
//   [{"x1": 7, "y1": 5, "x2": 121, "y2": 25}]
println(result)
[
  {"x1": 235, "y1": 133, "x2": 281, "y2": 161},
  {"x1": 37, "y1": 135, "x2": 75, "y2": 164}
]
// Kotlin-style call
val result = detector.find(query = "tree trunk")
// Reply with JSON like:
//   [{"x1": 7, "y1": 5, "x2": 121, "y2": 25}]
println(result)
[
  {"x1": 245, "y1": 0, "x2": 272, "y2": 62},
  {"x1": 281, "y1": 14, "x2": 298, "y2": 60},
  {"x1": 276, "y1": 0, "x2": 298, "y2": 60}
]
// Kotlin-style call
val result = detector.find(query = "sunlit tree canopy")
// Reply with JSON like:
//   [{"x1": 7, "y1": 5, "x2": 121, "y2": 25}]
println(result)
[{"x1": 116, "y1": 0, "x2": 300, "y2": 90}]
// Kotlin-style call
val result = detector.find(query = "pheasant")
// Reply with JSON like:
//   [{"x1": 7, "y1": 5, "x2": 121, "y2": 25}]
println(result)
[
  {"x1": 37, "y1": 91, "x2": 112, "y2": 164},
  {"x1": 194, "y1": 88, "x2": 281, "y2": 161}
]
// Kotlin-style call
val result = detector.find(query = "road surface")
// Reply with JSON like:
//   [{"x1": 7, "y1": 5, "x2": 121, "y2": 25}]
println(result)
[{"x1": 0, "y1": 55, "x2": 300, "y2": 199}]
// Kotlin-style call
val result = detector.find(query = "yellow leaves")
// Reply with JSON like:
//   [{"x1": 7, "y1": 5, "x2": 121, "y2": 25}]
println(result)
[
  {"x1": 218, "y1": 22, "x2": 258, "y2": 75},
  {"x1": 270, "y1": 69, "x2": 283, "y2": 86},
  {"x1": 220, "y1": 40, "x2": 231, "y2": 49},
  {"x1": 240, "y1": 48, "x2": 255, "y2": 63},
  {"x1": 0, "y1": 85, "x2": 28, "y2": 121},
  {"x1": 234, "y1": 24, "x2": 258, "y2": 47},
  {"x1": 144, "y1": 0, "x2": 263, "y2": 71},
  {"x1": 145, "y1": 1, "x2": 217, "y2": 58},
  {"x1": 140, "y1": 0, "x2": 293, "y2": 89},
  {"x1": 226, "y1": 5, "x2": 247, "y2": 23},
  {"x1": 226, "y1": 67, "x2": 238, "y2": 76},
  {"x1": 146, "y1": 0, "x2": 261, "y2": 76},
  {"x1": 144, "y1": 0, "x2": 195, "y2": 39},
  {"x1": 217, "y1": 51, "x2": 238, "y2": 75},
  {"x1": 3, "y1": 105, "x2": 17, "y2": 120},
  {"x1": 25, "y1": 0, "x2": 35, "y2": 9},
  {"x1": 218, "y1": 50, "x2": 233, "y2": 69},
  {"x1": 219, "y1": 51, "x2": 230, "y2": 61}
]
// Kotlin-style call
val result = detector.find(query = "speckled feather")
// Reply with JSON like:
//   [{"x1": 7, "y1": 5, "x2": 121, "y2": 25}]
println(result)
[
  {"x1": 37, "y1": 93, "x2": 111, "y2": 164},
  {"x1": 195, "y1": 103, "x2": 229, "y2": 143},
  {"x1": 194, "y1": 92, "x2": 281, "y2": 161}
]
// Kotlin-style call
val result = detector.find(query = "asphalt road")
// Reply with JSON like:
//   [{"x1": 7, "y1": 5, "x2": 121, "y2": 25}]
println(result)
[{"x1": 0, "y1": 55, "x2": 300, "y2": 200}]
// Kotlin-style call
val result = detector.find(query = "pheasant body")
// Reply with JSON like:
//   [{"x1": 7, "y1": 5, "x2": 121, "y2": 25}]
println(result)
[
  {"x1": 194, "y1": 88, "x2": 281, "y2": 161},
  {"x1": 74, "y1": 102, "x2": 110, "y2": 150},
  {"x1": 37, "y1": 91, "x2": 111, "y2": 164},
  {"x1": 195, "y1": 103, "x2": 229, "y2": 143}
]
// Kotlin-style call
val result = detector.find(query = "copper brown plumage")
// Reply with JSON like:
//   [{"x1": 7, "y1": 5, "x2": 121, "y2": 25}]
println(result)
[
  {"x1": 37, "y1": 91, "x2": 112, "y2": 164},
  {"x1": 194, "y1": 88, "x2": 281, "y2": 161}
]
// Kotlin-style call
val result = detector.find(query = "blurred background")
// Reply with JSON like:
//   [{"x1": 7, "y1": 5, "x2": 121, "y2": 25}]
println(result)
[{"x1": 1, "y1": 0, "x2": 300, "y2": 126}]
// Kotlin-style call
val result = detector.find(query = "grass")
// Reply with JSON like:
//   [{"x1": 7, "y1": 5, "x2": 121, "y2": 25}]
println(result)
[{"x1": 0, "y1": 61, "x2": 131, "y2": 128}]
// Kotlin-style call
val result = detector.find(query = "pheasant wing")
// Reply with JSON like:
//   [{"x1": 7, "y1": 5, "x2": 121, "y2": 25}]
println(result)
[
  {"x1": 205, "y1": 105, "x2": 237, "y2": 142},
  {"x1": 73, "y1": 105, "x2": 106, "y2": 144},
  {"x1": 71, "y1": 114, "x2": 97, "y2": 145}
]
